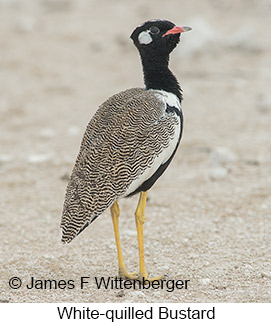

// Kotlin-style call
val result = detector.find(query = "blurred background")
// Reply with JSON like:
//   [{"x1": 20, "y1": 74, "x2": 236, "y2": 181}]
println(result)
[{"x1": 0, "y1": 0, "x2": 270, "y2": 302}]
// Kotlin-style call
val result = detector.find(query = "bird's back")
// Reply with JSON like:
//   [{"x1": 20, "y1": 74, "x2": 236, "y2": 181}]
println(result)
[{"x1": 61, "y1": 87, "x2": 181, "y2": 243}]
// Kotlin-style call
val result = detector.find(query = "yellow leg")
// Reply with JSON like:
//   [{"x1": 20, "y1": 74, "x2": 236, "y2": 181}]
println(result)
[
  {"x1": 110, "y1": 200, "x2": 137, "y2": 280},
  {"x1": 135, "y1": 191, "x2": 164, "y2": 281}
]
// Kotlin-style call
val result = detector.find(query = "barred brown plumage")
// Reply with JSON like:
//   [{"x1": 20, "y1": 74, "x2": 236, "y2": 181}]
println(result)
[
  {"x1": 61, "y1": 88, "x2": 180, "y2": 242},
  {"x1": 60, "y1": 19, "x2": 191, "y2": 280}
]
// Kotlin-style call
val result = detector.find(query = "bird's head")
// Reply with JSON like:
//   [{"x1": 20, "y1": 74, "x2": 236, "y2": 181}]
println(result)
[{"x1": 130, "y1": 19, "x2": 192, "y2": 57}]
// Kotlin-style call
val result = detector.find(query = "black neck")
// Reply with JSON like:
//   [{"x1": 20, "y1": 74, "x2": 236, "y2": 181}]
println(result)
[{"x1": 140, "y1": 53, "x2": 183, "y2": 102}]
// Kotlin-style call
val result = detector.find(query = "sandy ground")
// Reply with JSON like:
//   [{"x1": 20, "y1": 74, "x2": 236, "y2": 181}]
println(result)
[{"x1": 0, "y1": 0, "x2": 270, "y2": 303}]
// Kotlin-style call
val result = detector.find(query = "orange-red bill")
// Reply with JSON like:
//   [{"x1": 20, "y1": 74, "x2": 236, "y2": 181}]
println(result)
[{"x1": 162, "y1": 26, "x2": 192, "y2": 37}]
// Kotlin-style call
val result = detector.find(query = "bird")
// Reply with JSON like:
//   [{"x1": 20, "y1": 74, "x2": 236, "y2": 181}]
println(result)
[{"x1": 61, "y1": 19, "x2": 191, "y2": 281}]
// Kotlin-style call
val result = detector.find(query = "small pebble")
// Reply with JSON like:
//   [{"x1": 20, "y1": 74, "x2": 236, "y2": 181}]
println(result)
[
  {"x1": 0, "y1": 154, "x2": 13, "y2": 162},
  {"x1": 16, "y1": 17, "x2": 37, "y2": 33},
  {"x1": 27, "y1": 153, "x2": 52, "y2": 163},
  {"x1": 122, "y1": 229, "x2": 136, "y2": 236},
  {"x1": 209, "y1": 147, "x2": 237, "y2": 166},
  {"x1": 200, "y1": 278, "x2": 211, "y2": 285},
  {"x1": 132, "y1": 291, "x2": 145, "y2": 297},
  {"x1": 68, "y1": 126, "x2": 81, "y2": 136},
  {"x1": 209, "y1": 166, "x2": 228, "y2": 180},
  {"x1": 261, "y1": 272, "x2": 270, "y2": 279},
  {"x1": 39, "y1": 128, "x2": 55, "y2": 138},
  {"x1": 116, "y1": 290, "x2": 125, "y2": 297}
]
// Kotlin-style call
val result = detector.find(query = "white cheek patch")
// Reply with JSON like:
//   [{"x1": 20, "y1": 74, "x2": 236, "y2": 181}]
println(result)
[{"x1": 138, "y1": 31, "x2": 153, "y2": 45}]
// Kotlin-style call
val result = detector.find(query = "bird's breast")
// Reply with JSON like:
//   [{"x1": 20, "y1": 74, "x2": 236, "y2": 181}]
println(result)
[{"x1": 123, "y1": 90, "x2": 182, "y2": 197}]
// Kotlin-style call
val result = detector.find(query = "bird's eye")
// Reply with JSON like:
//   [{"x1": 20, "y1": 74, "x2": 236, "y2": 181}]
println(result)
[{"x1": 149, "y1": 26, "x2": 160, "y2": 35}]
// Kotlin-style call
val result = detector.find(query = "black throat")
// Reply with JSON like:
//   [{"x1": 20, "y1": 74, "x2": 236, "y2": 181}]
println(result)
[{"x1": 140, "y1": 52, "x2": 183, "y2": 102}]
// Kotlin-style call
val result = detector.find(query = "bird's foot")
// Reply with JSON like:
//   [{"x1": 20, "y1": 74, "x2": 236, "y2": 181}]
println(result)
[
  {"x1": 119, "y1": 268, "x2": 166, "y2": 281},
  {"x1": 138, "y1": 274, "x2": 166, "y2": 282},
  {"x1": 118, "y1": 269, "x2": 139, "y2": 280}
]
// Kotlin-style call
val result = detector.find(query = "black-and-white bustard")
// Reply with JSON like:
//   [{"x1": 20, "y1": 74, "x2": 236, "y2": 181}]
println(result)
[{"x1": 61, "y1": 19, "x2": 191, "y2": 280}]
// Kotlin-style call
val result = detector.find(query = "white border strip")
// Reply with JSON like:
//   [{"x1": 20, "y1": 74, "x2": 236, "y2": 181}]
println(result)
[{"x1": 1, "y1": 303, "x2": 270, "y2": 323}]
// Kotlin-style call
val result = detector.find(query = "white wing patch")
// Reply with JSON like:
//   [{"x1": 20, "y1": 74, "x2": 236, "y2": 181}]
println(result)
[
  {"x1": 151, "y1": 89, "x2": 181, "y2": 111},
  {"x1": 138, "y1": 31, "x2": 153, "y2": 45}
]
